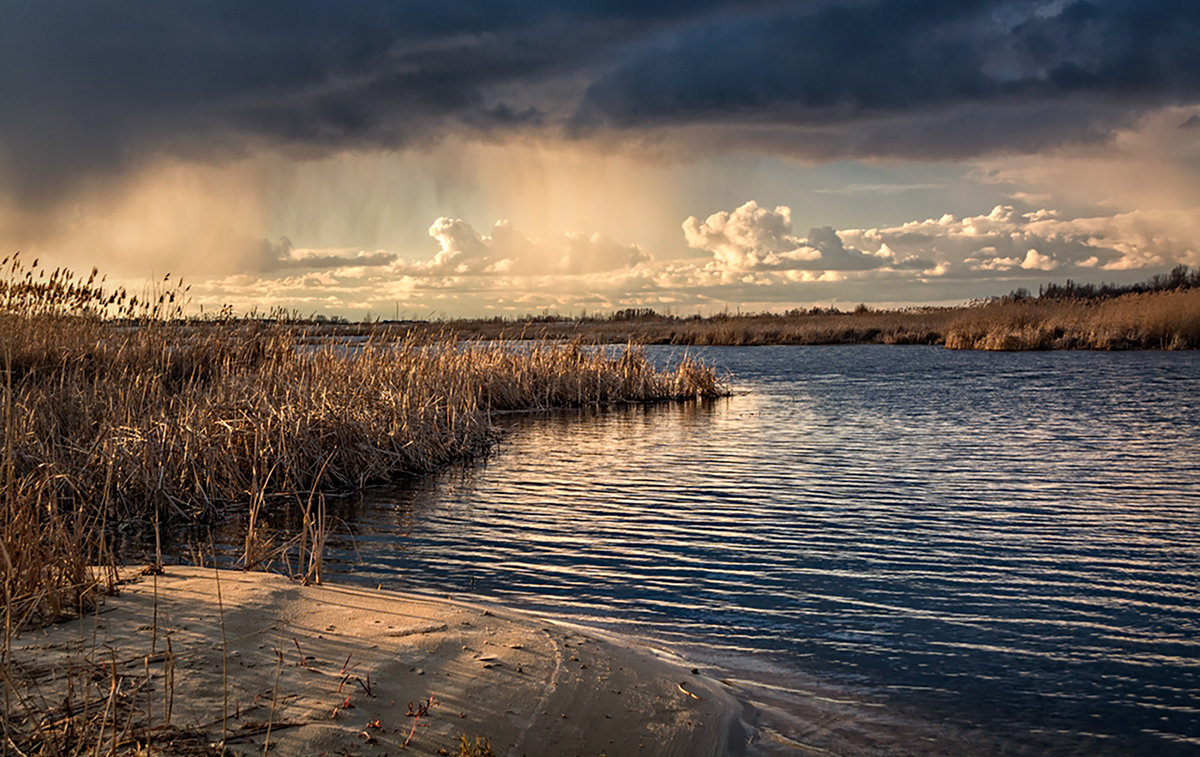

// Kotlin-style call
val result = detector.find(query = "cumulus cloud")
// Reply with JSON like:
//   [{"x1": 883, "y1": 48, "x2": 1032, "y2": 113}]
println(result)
[
  {"x1": 682, "y1": 201, "x2": 930, "y2": 272},
  {"x1": 682, "y1": 202, "x2": 799, "y2": 270},
  {"x1": 1020, "y1": 249, "x2": 1058, "y2": 271},
  {"x1": 838, "y1": 204, "x2": 1199, "y2": 277},
  {"x1": 631, "y1": 199, "x2": 1197, "y2": 311},
  {"x1": 420, "y1": 217, "x2": 650, "y2": 276},
  {"x1": 175, "y1": 196, "x2": 1200, "y2": 319}
]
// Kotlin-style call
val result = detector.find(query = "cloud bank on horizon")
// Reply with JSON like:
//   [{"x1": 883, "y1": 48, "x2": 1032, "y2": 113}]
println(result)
[
  {"x1": 2, "y1": 0, "x2": 1198, "y2": 316},
  {"x1": 195, "y1": 199, "x2": 1197, "y2": 317}
]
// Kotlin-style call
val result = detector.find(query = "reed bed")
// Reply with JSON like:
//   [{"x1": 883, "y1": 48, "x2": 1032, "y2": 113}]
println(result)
[
  {"x1": 406, "y1": 307, "x2": 954, "y2": 346},
  {"x1": 0, "y1": 260, "x2": 724, "y2": 757},
  {"x1": 389, "y1": 287, "x2": 1200, "y2": 351},
  {"x1": 0, "y1": 258, "x2": 725, "y2": 633},
  {"x1": 944, "y1": 289, "x2": 1200, "y2": 350}
]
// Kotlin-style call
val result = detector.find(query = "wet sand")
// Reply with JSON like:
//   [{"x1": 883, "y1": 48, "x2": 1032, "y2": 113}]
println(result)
[{"x1": 9, "y1": 567, "x2": 747, "y2": 755}]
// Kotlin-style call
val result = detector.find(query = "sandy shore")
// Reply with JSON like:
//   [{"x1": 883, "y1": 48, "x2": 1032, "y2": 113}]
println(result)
[{"x1": 8, "y1": 567, "x2": 747, "y2": 755}]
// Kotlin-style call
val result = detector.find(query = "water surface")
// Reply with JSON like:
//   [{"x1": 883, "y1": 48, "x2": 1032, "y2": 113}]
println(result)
[{"x1": 320, "y1": 345, "x2": 1200, "y2": 754}]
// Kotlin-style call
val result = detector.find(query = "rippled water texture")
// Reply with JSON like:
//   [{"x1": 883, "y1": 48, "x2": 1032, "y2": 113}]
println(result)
[{"x1": 321, "y1": 345, "x2": 1200, "y2": 754}]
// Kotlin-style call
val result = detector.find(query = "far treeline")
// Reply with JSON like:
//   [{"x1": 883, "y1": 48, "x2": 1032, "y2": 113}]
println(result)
[{"x1": 379, "y1": 265, "x2": 1200, "y2": 351}]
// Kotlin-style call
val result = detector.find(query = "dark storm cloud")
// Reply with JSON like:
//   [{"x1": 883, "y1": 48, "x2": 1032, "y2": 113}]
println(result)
[
  {"x1": 584, "y1": 0, "x2": 1200, "y2": 113},
  {"x1": 1, "y1": 0, "x2": 1197, "y2": 198},
  {"x1": 1, "y1": 0, "x2": 740, "y2": 198}
]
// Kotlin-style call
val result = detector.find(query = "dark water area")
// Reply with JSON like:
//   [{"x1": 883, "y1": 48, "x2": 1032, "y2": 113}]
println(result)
[{"x1": 282, "y1": 346, "x2": 1198, "y2": 753}]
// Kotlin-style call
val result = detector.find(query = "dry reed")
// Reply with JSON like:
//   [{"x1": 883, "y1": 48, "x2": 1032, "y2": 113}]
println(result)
[
  {"x1": 944, "y1": 289, "x2": 1200, "y2": 350},
  {"x1": 394, "y1": 289, "x2": 1200, "y2": 351},
  {"x1": 402, "y1": 307, "x2": 953, "y2": 346},
  {"x1": 0, "y1": 257, "x2": 724, "y2": 628},
  {"x1": 0, "y1": 257, "x2": 725, "y2": 752}
]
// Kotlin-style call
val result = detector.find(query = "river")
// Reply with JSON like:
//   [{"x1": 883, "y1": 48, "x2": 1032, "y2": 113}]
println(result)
[{"x1": 314, "y1": 345, "x2": 1200, "y2": 754}]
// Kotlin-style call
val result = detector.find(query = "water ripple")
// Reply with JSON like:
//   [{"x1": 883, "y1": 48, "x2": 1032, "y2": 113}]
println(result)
[{"x1": 320, "y1": 345, "x2": 1200, "y2": 754}]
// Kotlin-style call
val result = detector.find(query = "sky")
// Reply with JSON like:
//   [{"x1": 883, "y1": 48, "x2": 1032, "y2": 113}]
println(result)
[{"x1": 2, "y1": 0, "x2": 1199, "y2": 319}]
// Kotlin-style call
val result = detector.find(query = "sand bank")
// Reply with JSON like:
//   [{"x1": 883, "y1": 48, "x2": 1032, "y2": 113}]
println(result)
[{"x1": 8, "y1": 567, "x2": 747, "y2": 755}]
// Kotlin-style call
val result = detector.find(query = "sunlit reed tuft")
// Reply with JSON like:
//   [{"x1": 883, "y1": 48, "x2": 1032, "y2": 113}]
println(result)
[
  {"x1": 943, "y1": 290, "x2": 1200, "y2": 350},
  {"x1": 0, "y1": 257, "x2": 725, "y2": 634}
]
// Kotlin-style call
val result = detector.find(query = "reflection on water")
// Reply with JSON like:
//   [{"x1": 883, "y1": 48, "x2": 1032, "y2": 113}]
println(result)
[{"x1": 317, "y1": 345, "x2": 1200, "y2": 754}]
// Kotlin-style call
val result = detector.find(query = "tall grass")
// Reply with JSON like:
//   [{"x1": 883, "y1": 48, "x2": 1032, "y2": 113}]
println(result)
[
  {"x1": 0, "y1": 258, "x2": 725, "y2": 631},
  {"x1": 944, "y1": 289, "x2": 1200, "y2": 350},
  {"x1": 390, "y1": 290, "x2": 1200, "y2": 351}
]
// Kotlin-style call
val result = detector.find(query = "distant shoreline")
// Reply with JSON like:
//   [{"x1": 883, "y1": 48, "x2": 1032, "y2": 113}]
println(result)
[{"x1": 310, "y1": 287, "x2": 1200, "y2": 351}]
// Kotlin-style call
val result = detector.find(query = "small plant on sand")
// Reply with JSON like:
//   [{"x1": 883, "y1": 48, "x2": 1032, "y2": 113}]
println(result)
[{"x1": 459, "y1": 734, "x2": 496, "y2": 757}]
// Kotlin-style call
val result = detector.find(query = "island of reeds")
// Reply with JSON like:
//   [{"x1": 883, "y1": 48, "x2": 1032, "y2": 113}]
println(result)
[
  {"x1": 352, "y1": 265, "x2": 1200, "y2": 351},
  {"x1": 0, "y1": 257, "x2": 726, "y2": 633}
]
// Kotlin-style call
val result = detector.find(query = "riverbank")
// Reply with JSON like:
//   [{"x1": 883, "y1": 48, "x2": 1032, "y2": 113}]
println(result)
[
  {"x1": 0, "y1": 257, "x2": 726, "y2": 636},
  {"x1": 359, "y1": 286, "x2": 1200, "y2": 350},
  {"x1": 5, "y1": 567, "x2": 747, "y2": 755}
]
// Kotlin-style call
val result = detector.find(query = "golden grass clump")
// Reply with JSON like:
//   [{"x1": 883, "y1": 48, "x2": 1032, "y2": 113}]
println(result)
[
  {"x1": 0, "y1": 257, "x2": 726, "y2": 633},
  {"x1": 944, "y1": 289, "x2": 1200, "y2": 350}
]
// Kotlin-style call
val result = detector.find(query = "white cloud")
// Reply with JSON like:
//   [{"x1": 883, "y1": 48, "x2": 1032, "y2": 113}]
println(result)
[
  {"x1": 184, "y1": 201, "x2": 1198, "y2": 319},
  {"x1": 682, "y1": 200, "x2": 923, "y2": 273},
  {"x1": 841, "y1": 204, "x2": 1198, "y2": 276},
  {"x1": 428, "y1": 217, "x2": 493, "y2": 273},
  {"x1": 682, "y1": 201, "x2": 797, "y2": 270},
  {"x1": 422, "y1": 217, "x2": 650, "y2": 275},
  {"x1": 1020, "y1": 248, "x2": 1058, "y2": 271}
]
